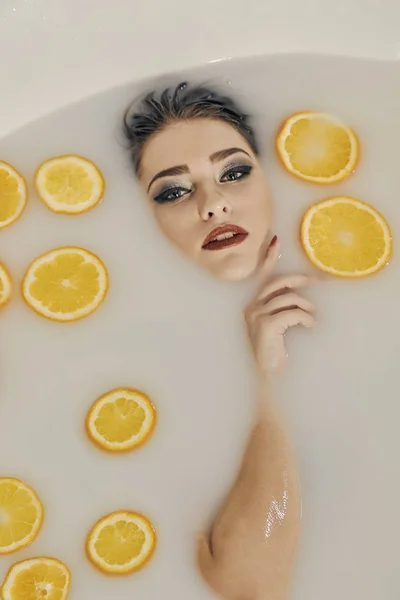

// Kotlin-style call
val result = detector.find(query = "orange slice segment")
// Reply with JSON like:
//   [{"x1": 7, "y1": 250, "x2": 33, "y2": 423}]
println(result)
[
  {"x1": 86, "y1": 388, "x2": 156, "y2": 452},
  {"x1": 301, "y1": 196, "x2": 392, "y2": 277},
  {"x1": 0, "y1": 161, "x2": 27, "y2": 228},
  {"x1": 86, "y1": 511, "x2": 156, "y2": 574},
  {"x1": 35, "y1": 155, "x2": 104, "y2": 214},
  {"x1": 22, "y1": 247, "x2": 108, "y2": 322},
  {"x1": 276, "y1": 111, "x2": 359, "y2": 183},
  {"x1": 1, "y1": 557, "x2": 71, "y2": 600},
  {"x1": 0, "y1": 478, "x2": 43, "y2": 554},
  {"x1": 0, "y1": 262, "x2": 12, "y2": 308}
]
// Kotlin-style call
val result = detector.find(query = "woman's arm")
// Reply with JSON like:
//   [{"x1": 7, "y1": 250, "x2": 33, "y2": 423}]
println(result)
[
  {"x1": 197, "y1": 239, "x2": 315, "y2": 600},
  {"x1": 198, "y1": 380, "x2": 300, "y2": 600}
]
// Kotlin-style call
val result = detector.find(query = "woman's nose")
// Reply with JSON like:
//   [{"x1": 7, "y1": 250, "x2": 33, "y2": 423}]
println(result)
[{"x1": 197, "y1": 188, "x2": 232, "y2": 221}]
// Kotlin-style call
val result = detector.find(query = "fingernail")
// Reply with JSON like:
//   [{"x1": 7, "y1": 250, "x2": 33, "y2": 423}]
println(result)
[{"x1": 270, "y1": 235, "x2": 278, "y2": 247}]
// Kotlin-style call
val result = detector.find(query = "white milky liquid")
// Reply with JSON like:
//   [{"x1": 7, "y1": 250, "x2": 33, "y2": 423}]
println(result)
[{"x1": 0, "y1": 55, "x2": 399, "y2": 599}]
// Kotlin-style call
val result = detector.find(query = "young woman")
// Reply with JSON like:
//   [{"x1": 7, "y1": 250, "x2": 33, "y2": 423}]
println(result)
[{"x1": 125, "y1": 82, "x2": 315, "y2": 599}]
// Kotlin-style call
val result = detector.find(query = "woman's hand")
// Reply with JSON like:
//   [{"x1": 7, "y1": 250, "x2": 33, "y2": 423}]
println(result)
[{"x1": 245, "y1": 237, "x2": 315, "y2": 374}]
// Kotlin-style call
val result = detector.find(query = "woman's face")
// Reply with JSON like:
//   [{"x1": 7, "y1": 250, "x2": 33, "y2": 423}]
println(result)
[{"x1": 139, "y1": 118, "x2": 273, "y2": 281}]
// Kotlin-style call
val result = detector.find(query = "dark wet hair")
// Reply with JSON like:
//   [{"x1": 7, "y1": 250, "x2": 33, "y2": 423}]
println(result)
[{"x1": 124, "y1": 82, "x2": 259, "y2": 173}]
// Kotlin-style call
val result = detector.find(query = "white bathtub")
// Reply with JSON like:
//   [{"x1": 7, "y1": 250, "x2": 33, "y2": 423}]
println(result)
[
  {"x1": 0, "y1": 0, "x2": 399, "y2": 137},
  {"x1": 0, "y1": 3, "x2": 399, "y2": 600}
]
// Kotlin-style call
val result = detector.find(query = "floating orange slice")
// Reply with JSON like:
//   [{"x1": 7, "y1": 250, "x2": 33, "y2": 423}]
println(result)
[
  {"x1": 0, "y1": 161, "x2": 27, "y2": 228},
  {"x1": 35, "y1": 155, "x2": 104, "y2": 214},
  {"x1": 276, "y1": 111, "x2": 359, "y2": 184},
  {"x1": 0, "y1": 478, "x2": 43, "y2": 554},
  {"x1": 301, "y1": 196, "x2": 392, "y2": 277},
  {"x1": 0, "y1": 262, "x2": 12, "y2": 308},
  {"x1": 1, "y1": 557, "x2": 71, "y2": 600},
  {"x1": 86, "y1": 388, "x2": 156, "y2": 452},
  {"x1": 22, "y1": 247, "x2": 108, "y2": 322},
  {"x1": 86, "y1": 511, "x2": 156, "y2": 575}
]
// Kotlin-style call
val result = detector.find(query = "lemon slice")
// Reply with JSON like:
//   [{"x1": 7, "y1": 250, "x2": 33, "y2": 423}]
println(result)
[
  {"x1": 0, "y1": 478, "x2": 43, "y2": 554},
  {"x1": 276, "y1": 111, "x2": 359, "y2": 183},
  {"x1": 35, "y1": 155, "x2": 104, "y2": 214},
  {"x1": 0, "y1": 262, "x2": 12, "y2": 308},
  {"x1": 86, "y1": 511, "x2": 156, "y2": 574},
  {"x1": 86, "y1": 388, "x2": 156, "y2": 452},
  {"x1": 0, "y1": 161, "x2": 27, "y2": 228},
  {"x1": 1, "y1": 557, "x2": 71, "y2": 600},
  {"x1": 301, "y1": 196, "x2": 392, "y2": 277},
  {"x1": 22, "y1": 247, "x2": 108, "y2": 322}
]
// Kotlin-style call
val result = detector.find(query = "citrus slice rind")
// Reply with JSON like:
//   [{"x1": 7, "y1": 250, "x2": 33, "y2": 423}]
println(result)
[
  {"x1": 0, "y1": 262, "x2": 12, "y2": 308},
  {"x1": 1, "y1": 557, "x2": 71, "y2": 600},
  {"x1": 276, "y1": 111, "x2": 359, "y2": 184},
  {"x1": 86, "y1": 388, "x2": 156, "y2": 452},
  {"x1": 0, "y1": 161, "x2": 28, "y2": 228},
  {"x1": 0, "y1": 478, "x2": 43, "y2": 554},
  {"x1": 86, "y1": 511, "x2": 156, "y2": 575},
  {"x1": 35, "y1": 155, "x2": 104, "y2": 214},
  {"x1": 22, "y1": 246, "x2": 108, "y2": 322},
  {"x1": 301, "y1": 196, "x2": 392, "y2": 278}
]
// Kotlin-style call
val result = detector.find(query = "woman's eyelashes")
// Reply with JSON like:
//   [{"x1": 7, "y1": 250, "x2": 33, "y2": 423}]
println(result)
[
  {"x1": 220, "y1": 163, "x2": 253, "y2": 183},
  {"x1": 152, "y1": 164, "x2": 253, "y2": 204},
  {"x1": 153, "y1": 183, "x2": 192, "y2": 204}
]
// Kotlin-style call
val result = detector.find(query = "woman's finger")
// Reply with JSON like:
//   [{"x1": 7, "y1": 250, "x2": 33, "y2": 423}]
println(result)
[
  {"x1": 254, "y1": 236, "x2": 281, "y2": 293},
  {"x1": 260, "y1": 308, "x2": 315, "y2": 335},
  {"x1": 252, "y1": 292, "x2": 315, "y2": 319},
  {"x1": 256, "y1": 273, "x2": 313, "y2": 304},
  {"x1": 245, "y1": 274, "x2": 311, "y2": 322}
]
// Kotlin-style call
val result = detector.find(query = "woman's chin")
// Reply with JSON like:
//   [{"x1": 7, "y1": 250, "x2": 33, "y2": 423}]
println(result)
[{"x1": 203, "y1": 254, "x2": 259, "y2": 282}]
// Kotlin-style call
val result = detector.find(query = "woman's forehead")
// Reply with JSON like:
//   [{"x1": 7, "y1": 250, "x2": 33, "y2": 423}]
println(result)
[{"x1": 139, "y1": 119, "x2": 253, "y2": 181}]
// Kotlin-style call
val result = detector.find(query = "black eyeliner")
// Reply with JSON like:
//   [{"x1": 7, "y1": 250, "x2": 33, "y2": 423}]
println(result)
[
  {"x1": 153, "y1": 183, "x2": 192, "y2": 204},
  {"x1": 220, "y1": 162, "x2": 253, "y2": 181}
]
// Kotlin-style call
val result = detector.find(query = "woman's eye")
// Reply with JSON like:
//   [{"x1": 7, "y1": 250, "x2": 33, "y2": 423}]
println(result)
[
  {"x1": 220, "y1": 164, "x2": 253, "y2": 183},
  {"x1": 153, "y1": 186, "x2": 189, "y2": 204}
]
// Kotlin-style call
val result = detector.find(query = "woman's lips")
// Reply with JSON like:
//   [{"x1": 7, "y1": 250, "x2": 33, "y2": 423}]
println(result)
[{"x1": 202, "y1": 224, "x2": 249, "y2": 251}]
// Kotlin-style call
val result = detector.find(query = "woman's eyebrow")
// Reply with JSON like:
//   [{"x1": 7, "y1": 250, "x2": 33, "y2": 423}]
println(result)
[
  {"x1": 209, "y1": 147, "x2": 251, "y2": 163},
  {"x1": 147, "y1": 165, "x2": 189, "y2": 192}
]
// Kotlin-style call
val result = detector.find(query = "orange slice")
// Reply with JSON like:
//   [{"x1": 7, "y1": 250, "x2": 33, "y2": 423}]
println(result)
[
  {"x1": 0, "y1": 161, "x2": 27, "y2": 228},
  {"x1": 1, "y1": 557, "x2": 71, "y2": 600},
  {"x1": 86, "y1": 388, "x2": 156, "y2": 452},
  {"x1": 0, "y1": 262, "x2": 12, "y2": 308},
  {"x1": 301, "y1": 196, "x2": 392, "y2": 277},
  {"x1": 86, "y1": 511, "x2": 156, "y2": 574},
  {"x1": 276, "y1": 111, "x2": 359, "y2": 183},
  {"x1": 35, "y1": 155, "x2": 104, "y2": 214},
  {"x1": 22, "y1": 247, "x2": 108, "y2": 322},
  {"x1": 0, "y1": 478, "x2": 43, "y2": 554}
]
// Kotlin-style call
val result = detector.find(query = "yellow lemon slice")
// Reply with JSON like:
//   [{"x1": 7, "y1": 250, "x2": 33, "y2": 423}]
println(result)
[
  {"x1": 0, "y1": 478, "x2": 43, "y2": 554},
  {"x1": 86, "y1": 511, "x2": 156, "y2": 575},
  {"x1": 0, "y1": 263, "x2": 12, "y2": 308},
  {"x1": 301, "y1": 196, "x2": 392, "y2": 277},
  {"x1": 35, "y1": 155, "x2": 104, "y2": 214},
  {"x1": 0, "y1": 161, "x2": 27, "y2": 228},
  {"x1": 86, "y1": 388, "x2": 156, "y2": 452},
  {"x1": 22, "y1": 247, "x2": 108, "y2": 322},
  {"x1": 276, "y1": 111, "x2": 359, "y2": 184},
  {"x1": 1, "y1": 557, "x2": 71, "y2": 600}
]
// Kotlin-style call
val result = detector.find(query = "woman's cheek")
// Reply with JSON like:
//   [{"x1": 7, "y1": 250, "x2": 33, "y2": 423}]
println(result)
[
  {"x1": 249, "y1": 178, "x2": 272, "y2": 215},
  {"x1": 154, "y1": 205, "x2": 177, "y2": 244},
  {"x1": 154, "y1": 203, "x2": 195, "y2": 253}
]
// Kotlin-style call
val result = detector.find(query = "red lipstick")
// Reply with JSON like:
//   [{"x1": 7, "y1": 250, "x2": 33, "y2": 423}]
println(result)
[{"x1": 202, "y1": 224, "x2": 249, "y2": 251}]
